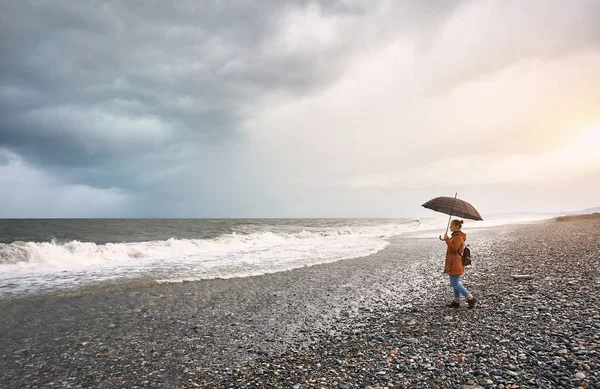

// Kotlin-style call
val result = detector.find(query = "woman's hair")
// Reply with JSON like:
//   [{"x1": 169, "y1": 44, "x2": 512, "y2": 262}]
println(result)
[{"x1": 451, "y1": 219, "x2": 464, "y2": 229}]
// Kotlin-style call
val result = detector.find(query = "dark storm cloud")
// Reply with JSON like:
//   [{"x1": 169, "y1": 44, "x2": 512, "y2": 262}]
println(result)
[{"x1": 0, "y1": 0, "x2": 374, "y2": 190}]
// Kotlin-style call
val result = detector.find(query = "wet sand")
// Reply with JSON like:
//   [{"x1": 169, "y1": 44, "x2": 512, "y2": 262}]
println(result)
[{"x1": 1, "y1": 219, "x2": 599, "y2": 388}]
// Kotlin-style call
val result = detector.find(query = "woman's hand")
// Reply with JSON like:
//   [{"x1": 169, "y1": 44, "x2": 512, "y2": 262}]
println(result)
[{"x1": 443, "y1": 233, "x2": 449, "y2": 240}]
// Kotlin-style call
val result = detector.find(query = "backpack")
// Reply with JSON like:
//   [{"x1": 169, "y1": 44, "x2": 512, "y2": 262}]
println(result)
[{"x1": 461, "y1": 244, "x2": 471, "y2": 266}]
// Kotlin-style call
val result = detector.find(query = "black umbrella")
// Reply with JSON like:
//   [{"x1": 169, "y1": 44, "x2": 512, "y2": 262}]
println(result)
[{"x1": 422, "y1": 193, "x2": 483, "y2": 240}]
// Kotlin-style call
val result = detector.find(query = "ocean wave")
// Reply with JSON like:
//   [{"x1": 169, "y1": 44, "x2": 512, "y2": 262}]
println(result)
[
  {"x1": 0, "y1": 221, "x2": 422, "y2": 268},
  {"x1": 0, "y1": 222, "x2": 420, "y2": 296},
  {"x1": 0, "y1": 215, "x2": 551, "y2": 296}
]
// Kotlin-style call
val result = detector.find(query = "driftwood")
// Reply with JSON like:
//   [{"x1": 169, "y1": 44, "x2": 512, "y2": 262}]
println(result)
[{"x1": 511, "y1": 274, "x2": 535, "y2": 280}]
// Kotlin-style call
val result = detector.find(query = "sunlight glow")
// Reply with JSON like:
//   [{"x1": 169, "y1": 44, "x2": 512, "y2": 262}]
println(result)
[{"x1": 558, "y1": 123, "x2": 600, "y2": 168}]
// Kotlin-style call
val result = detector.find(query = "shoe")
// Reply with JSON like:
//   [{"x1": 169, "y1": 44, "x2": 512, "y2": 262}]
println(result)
[
  {"x1": 447, "y1": 301, "x2": 460, "y2": 308},
  {"x1": 467, "y1": 297, "x2": 477, "y2": 309}
]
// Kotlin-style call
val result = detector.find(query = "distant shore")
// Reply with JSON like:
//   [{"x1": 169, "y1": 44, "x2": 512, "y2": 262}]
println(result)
[
  {"x1": 556, "y1": 212, "x2": 600, "y2": 222},
  {"x1": 1, "y1": 219, "x2": 599, "y2": 388}
]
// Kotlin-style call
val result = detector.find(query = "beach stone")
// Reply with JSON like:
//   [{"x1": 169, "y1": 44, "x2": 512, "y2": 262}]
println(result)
[{"x1": 3, "y1": 218, "x2": 600, "y2": 389}]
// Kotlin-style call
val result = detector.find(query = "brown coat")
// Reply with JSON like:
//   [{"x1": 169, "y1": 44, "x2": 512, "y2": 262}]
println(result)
[{"x1": 444, "y1": 230, "x2": 466, "y2": 276}]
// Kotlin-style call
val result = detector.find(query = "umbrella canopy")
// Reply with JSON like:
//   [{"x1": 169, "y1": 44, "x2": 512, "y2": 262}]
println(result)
[{"x1": 422, "y1": 196, "x2": 483, "y2": 221}]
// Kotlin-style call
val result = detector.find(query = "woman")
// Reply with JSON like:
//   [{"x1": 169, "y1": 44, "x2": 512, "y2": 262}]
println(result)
[{"x1": 444, "y1": 219, "x2": 476, "y2": 309}]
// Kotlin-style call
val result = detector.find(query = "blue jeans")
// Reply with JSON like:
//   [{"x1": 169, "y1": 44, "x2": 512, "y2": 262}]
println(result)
[{"x1": 449, "y1": 275, "x2": 470, "y2": 299}]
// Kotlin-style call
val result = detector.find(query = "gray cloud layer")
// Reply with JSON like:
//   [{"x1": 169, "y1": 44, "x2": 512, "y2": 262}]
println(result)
[
  {"x1": 1, "y1": 2, "x2": 385, "y2": 192},
  {"x1": 1, "y1": 1, "x2": 599, "y2": 217}
]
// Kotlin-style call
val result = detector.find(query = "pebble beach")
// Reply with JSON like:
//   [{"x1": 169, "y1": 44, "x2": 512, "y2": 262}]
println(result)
[{"x1": 1, "y1": 218, "x2": 599, "y2": 388}]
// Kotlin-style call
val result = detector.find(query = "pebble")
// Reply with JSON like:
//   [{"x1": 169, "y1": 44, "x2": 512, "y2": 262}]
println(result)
[{"x1": 3, "y1": 220, "x2": 600, "y2": 389}]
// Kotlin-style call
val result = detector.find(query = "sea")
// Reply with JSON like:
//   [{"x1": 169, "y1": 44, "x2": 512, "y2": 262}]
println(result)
[{"x1": 0, "y1": 215, "x2": 553, "y2": 298}]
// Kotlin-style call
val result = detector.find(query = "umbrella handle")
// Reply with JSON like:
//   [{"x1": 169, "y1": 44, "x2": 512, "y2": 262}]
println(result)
[{"x1": 441, "y1": 192, "x2": 457, "y2": 241}]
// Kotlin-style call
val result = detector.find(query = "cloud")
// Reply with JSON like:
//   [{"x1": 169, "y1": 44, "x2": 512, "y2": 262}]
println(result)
[
  {"x1": 0, "y1": 150, "x2": 132, "y2": 218},
  {"x1": 0, "y1": 1, "x2": 599, "y2": 217},
  {"x1": 244, "y1": 51, "x2": 600, "y2": 184},
  {"x1": 1, "y1": 1, "x2": 384, "y2": 190},
  {"x1": 421, "y1": 0, "x2": 600, "y2": 90}
]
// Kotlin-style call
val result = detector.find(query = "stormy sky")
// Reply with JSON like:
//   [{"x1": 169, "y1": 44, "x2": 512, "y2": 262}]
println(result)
[{"x1": 1, "y1": 1, "x2": 599, "y2": 218}]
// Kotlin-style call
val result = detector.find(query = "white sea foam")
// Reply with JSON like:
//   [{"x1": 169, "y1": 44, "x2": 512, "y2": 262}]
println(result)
[
  {"x1": 0, "y1": 215, "x2": 551, "y2": 297},
  {"x1": 0, "y1": 221, "x2": 417, "y2": 296}
]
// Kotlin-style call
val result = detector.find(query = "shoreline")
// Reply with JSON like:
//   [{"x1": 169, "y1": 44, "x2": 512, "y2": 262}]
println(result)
[
  {"x1": 0, "y1": 218, "x2": 551, "y2": 302},
  {"x1": 2, "y1": 219, "x2": 599, "y2": 388}
]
